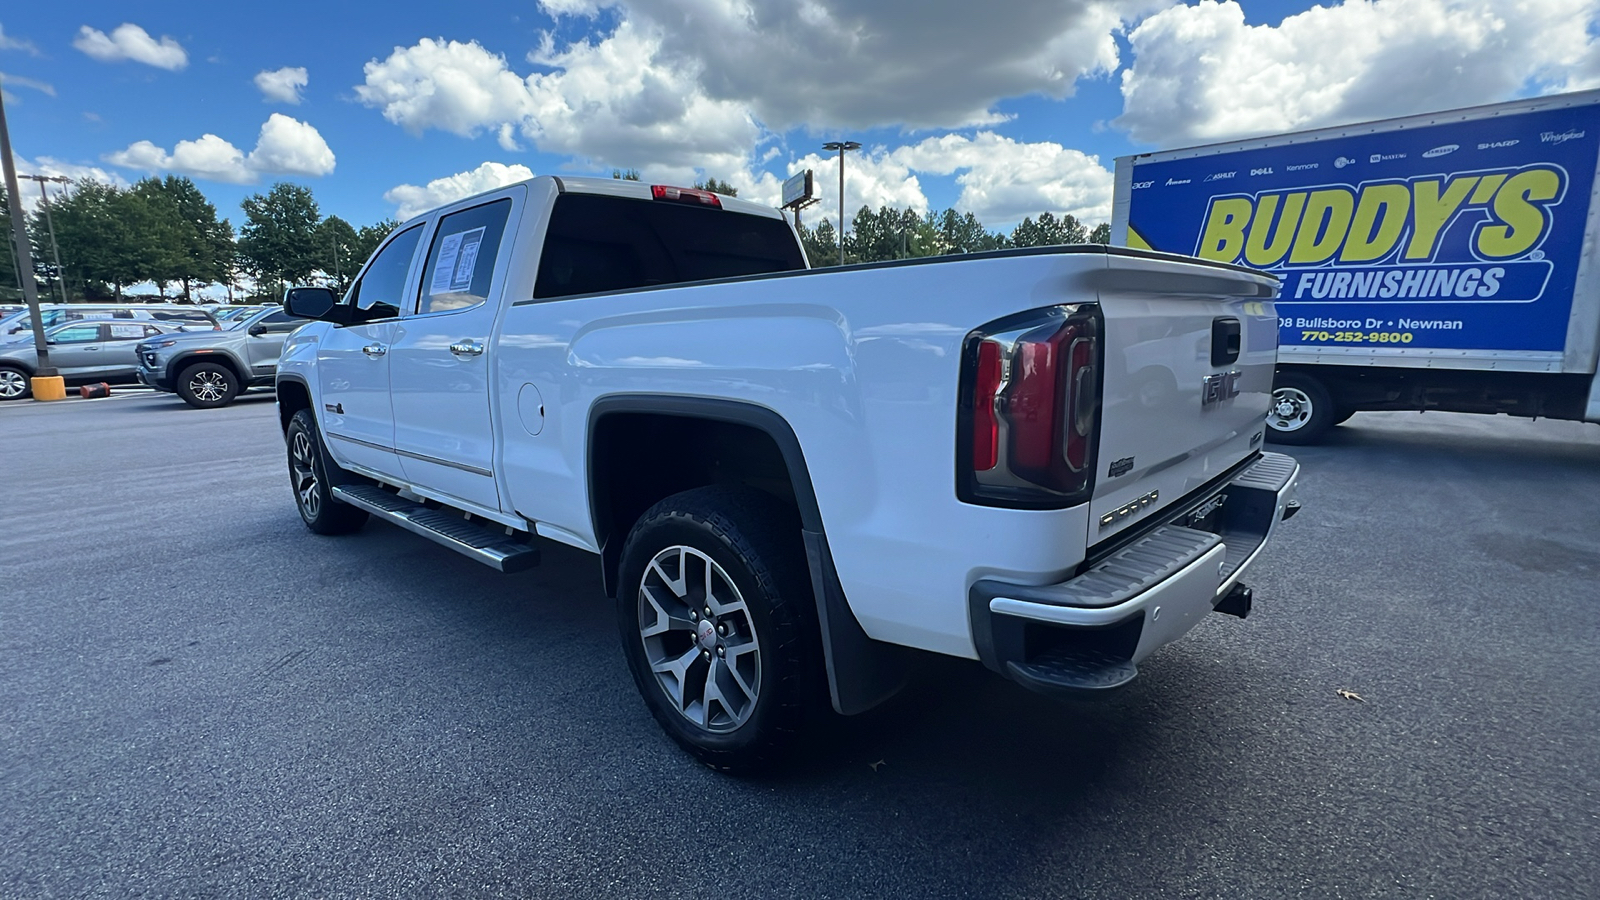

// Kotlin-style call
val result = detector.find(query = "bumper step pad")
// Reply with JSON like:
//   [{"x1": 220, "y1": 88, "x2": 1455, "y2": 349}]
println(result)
[{"x1": 332, "y1": 484, "x2": 540, "y2": 573}]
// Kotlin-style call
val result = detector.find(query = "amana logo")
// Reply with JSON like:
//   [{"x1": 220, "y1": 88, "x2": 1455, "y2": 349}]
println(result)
[
  {"x1": 1165, "y1": 177, "x2": 1191, "y2": 186},
  {"x1": 1422, "y1": 144, "x2": 1459, "y2": 158}
]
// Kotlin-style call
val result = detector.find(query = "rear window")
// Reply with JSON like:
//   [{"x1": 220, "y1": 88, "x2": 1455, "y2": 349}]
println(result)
[{"x1": 533, "y1": 194, "x2": 805, "y2": 300}]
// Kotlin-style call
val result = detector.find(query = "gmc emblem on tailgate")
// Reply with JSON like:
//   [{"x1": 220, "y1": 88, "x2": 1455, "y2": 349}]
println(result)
[{"x1": 1202, "y1": 370, "x2": 1242, "y2": 409}]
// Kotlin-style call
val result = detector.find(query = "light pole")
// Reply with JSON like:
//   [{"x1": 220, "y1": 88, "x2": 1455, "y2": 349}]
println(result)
[
  {"x1": 0, "y1": 77, "x2": 60, "y2": 395},
  {"x1": 822, "y1": 140, "x2": 860, "y2": 266},
  {"x1": 24, "y1": 174, "x2": 70, "y2": 303}
]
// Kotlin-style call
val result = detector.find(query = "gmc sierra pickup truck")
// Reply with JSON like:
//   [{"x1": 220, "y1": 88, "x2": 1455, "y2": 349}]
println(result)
[{"x1": 277, "y1": 176, "x2": 1301, "y2": 770}]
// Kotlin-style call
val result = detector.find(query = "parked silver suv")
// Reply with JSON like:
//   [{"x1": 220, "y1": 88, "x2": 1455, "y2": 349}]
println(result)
[{"x1": 136, "y1": 307, "x2": 303, "y2": 408}]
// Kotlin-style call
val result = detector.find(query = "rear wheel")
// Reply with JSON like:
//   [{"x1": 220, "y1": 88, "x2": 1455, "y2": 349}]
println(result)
[
  {"x1": 0, "y1": 366, "x2": 30, "y2": 401},
  {"x1": 286, "y1": 408, "x2": 368, "y2": 535},
  {"x1": 176, "y1": 361, "x2": 239, "y2": 409},
  {"x1": 1266, "y1": 372, "x2": 1337, "y2": 445},
  {"x1": 617, "y1": 486, "x2": 821, "y2": 772}
]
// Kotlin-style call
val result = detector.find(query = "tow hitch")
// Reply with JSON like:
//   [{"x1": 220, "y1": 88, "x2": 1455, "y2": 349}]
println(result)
[{"x1": 1214, "y1": 583, "x2": 1253, "y2": 619}]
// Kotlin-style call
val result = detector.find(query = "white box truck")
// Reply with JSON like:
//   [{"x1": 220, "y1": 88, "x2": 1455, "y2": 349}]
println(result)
[{"x1": 1111, "y1": 89, "x2": 1600, "y2": 443}]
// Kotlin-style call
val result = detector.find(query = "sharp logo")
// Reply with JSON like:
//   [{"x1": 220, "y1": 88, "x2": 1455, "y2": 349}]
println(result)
[
  {"x1": 1478, "y1": 140, "x2": 1519, "y2": 150},
  {"x1": 1166, "y1": 177, "x2": 1191, "y2": 186},
  {"x1": 1422, "y1": 144, "x2": 1459, "y2": 158},
  {"x1": 1250, "y1": 167, "x2": 1273, "y2": 176},
  {"x1": 1201, "y1": 370, "x2": 1242, "y2": 409}
]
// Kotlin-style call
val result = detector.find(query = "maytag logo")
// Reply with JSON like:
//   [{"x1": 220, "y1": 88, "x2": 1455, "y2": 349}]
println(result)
[
  {"x1": 1542, "y1": 129, "x2": 1585, "y2": 145},
  {"x1": 1369, "y1": 152, "x2": 1406, "y2": 163},
  {"x1": 1131, "y1": 180, "x2": 1154, "y2": 189},
  {"x1": 1422, "y1": 144, "x2": 1458, "y2": 158},
  {"x1": 1166, "y1": 177, "x2": 1191, "y2": 185},
  {"x1": 1478, "y1": 139, "x2": 1519, "y2": 150},
  {"x1": 1250, "y1": 167, "x2": 1273, "y2": 176},
  {"x1": 1286, "y1": 162, "x2": 1319, "y2": 171},
  {"x1": 1334, "y1": 156, "x2": 1355, "y2": 168},
  {"x1": 1204, "y1": 171, "x2": 1238, "y2": 182}
]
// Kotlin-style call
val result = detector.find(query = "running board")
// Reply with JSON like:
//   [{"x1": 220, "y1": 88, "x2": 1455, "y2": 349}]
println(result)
[{"x1": 331, "y1": 484, "x2": 540, "y2": 573}]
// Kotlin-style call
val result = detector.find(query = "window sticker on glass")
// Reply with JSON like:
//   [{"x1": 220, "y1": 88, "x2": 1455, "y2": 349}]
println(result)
[{"x1": 429, "y1": 227, "x2": 488, "y2": 296}]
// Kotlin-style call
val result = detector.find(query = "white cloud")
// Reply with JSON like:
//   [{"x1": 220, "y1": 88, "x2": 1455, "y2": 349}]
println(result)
[
  {"x1": 384, "y1": 161, "x2": 536, "y2": 220},
  {"x1": 6, "y1": 155, "x2": 126, "y2": 213},
  {"x1": 254, "y1": 66, "x2": 308, "y2": 104},
  {"x1": 537, "y1": 0, "x2": 1147, "y2": 131},
  {"x1": 0, "y1": 72, "x2": 53, "y2": 105},
  {"x1": 1, "y1": 23, "x2": 41, "y2": 56},
  {"x1": 104, "y1": 115, "x2": 335, "y2": 184},
  {"x1": 249, "y1": 113, "x2": 336, "y2": 176},
  {"x1": 73, "y1": 23, "x2": 188, "y2": 71},
  {"x1": 1116, "y1": 0, "x2": 1600, "y2": 146}
]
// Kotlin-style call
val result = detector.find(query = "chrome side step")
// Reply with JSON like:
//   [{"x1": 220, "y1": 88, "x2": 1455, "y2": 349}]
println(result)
[{"x1": 331, "y1": 484, "x2": 540, "y2": 573}]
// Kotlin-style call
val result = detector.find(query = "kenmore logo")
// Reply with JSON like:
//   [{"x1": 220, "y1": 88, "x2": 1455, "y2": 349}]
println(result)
[
  {"x1": 1165, "y1": 177, "x2": 1191, "y2": 185},
  {"x1": 1542, "y1": 130, "x2": 1585, "y2": 145},
  {"x1": 1421, "y1": 144, "x2": 1458, "y2": 158},
  {"x1": 1286, "y1": 163, "x2": 1319, "y2": 171},
  {"x1": 1477, "y1": 140, "x2": 1519, "y2": 150}
]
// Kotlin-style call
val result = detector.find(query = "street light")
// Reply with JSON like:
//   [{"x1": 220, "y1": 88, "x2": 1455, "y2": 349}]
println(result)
[
  {"x1": 822, "y1": 140, "x2": 860, "y2": 266},
  {"x1": 24, "y1": 174, "x2": 71, "y2": 303},
  {"x1": 0, "y1": 77, "x2": 60, "y2": 394}
]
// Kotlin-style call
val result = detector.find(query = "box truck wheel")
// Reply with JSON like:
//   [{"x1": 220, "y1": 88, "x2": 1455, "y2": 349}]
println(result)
[{"x1": 1267, "y1": 373, "x2": 1337, "y2": 445}]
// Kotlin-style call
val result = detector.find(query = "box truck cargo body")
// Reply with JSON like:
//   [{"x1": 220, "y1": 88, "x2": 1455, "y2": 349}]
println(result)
[{"x1": 1111, "y1": 90, "x2": 1600, "y2": 443}]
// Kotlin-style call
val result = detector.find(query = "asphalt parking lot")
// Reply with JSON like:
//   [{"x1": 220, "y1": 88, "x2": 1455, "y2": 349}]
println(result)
[{"x1": 2, "y1": 391, "x2": 1598, "y2": 898}]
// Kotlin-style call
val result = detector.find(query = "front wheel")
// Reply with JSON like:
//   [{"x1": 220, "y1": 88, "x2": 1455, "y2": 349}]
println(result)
[
  {"x1": 617, "y1": 486, "x2": 822, "y2": 772},
  {"x1": 286, "y1": 408, "x2": 368, "y2": 535},
  {"x1": 177, "y1": 362, "x2": 239, "y2": 409},
  {"x1": 0, "y1": 366, "x2": 30, "y2": 401},
  {"x1": 1266, "y1": 372, "x2": 1337, "y2": 445}
]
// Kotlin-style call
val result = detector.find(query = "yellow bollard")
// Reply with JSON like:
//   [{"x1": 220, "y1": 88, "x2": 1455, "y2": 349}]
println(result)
[{"x1": 30, "y1": 376, "x2": 67, "y2": 401}]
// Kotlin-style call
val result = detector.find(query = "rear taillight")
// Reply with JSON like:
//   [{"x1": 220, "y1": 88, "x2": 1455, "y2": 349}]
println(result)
[
  {"x1": 651, "y1": 185, "x2": 722, "y2": 208},
  {"x1": 958, "y1": 304, "x2": 1100, "y2": 508}
]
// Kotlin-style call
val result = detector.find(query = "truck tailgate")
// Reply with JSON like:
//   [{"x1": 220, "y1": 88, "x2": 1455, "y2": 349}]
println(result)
[{"x1": 1089, "y1": 252, "x2": 1279, "y2": 547}]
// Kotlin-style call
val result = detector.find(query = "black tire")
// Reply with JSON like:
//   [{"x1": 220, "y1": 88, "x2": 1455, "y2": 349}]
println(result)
[
  {"x1": 1266, "y1": 372, "x2": 1337, "y2": 445},
  {"x1": 286, "y1": 408, "x2": 368, "y2": 535},
  {"x1": 0, "y1": 366, "x2": 31, "y2": 401},
  {"x1": 176, "y1": 361, "x2": 240, "y2": 409},
  {"x1": 617, "y1": 485, "x2": 822, "y2": 772}
]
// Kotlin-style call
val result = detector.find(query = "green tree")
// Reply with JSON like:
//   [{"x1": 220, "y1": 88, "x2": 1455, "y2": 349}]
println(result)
[
  {"x1": 845, "y1": 206, "x2": 940, "y2": 263},
  {"x1": 49, "y1": 180, "x2": 147, "y2": 299},
  {"x1": 796, "y1": 217, "x2": 840, "y2": 267},
  {"x1": 1010, "y1": 211, "x2": 1089, "y2": 248},
  {"x1": 933, "y1": 208, "x2": 1009, "y2": 255},
  {"x1": 143, "y1": 176, "x2": 234, "y2": 301},
  {"x1": 611, "y1": 169, "x2": 641, "y2": 181},
  {"x1": 313, "y1": 215, "x2": 359, "y2": 294},
  {"x1": 694, "y1": 177, "x2": 739, "y2": 197},
  {"x1": 1089, "y1": 222, "x2": 1111, "y2": 244},
  {"x1": 238, "y1": 182, "x2": 321, "y2": 299},
  {"x1": 352, "y1": 219, "x2": 397, "y2": 269},
  {"x1": 2, "y1": 186, "x2": 24, "y2": 299},
  {"x1": 128, "y1": 178, "x2": 189, "y2": 298}
]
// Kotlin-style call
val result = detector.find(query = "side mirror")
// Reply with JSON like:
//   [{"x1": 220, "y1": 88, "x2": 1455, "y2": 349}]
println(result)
[
  {"x1": 248, "y1": 323, "x2": 267, "y2": 336},
  {"x1": 283, "y1": 286, "x2": 345, "y2": 322}
]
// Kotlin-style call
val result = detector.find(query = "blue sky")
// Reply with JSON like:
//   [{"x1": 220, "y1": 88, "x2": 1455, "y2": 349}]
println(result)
[{"x1": 3, "y1": 1, "x2": 1597, "y2": 233}]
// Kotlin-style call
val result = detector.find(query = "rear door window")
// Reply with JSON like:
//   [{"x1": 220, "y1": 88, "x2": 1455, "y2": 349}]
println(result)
[
  {"x1": 415, "y1": 199, "x2": 513, "y2": 315},
  {"x1": 49, "y1": 324, "x2": 102, "y2": 344},
  {"x1": 107, "y1": 323, "x2": 149, "y2": 341}
]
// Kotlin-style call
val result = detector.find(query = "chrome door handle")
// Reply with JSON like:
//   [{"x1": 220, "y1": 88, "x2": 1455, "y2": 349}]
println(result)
[
  {"x1": 449, "y1": 339, "x2": 484, "y2": 358},
  {"x1": 362, "y1": 343, "x2": 387, "y2": 358}
]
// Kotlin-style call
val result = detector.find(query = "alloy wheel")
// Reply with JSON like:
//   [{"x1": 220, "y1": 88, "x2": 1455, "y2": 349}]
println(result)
[
  {"x1": 290, "y1": 430, "x2": 320, "y2": 520},
  {"x1": 638, "y1": 545, "x2": 762, "y2": 733},
  {"x1": 189, "y1": 370, "x2": 229, "y2": 403},
  {"x1": 0, "y1": 370, "x2": 26, "y2": 399}
]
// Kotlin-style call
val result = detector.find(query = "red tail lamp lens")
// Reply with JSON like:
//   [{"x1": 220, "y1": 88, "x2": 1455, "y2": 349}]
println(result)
[{"x1": 972, "y1": 339, "x2": 1003, "y2": 471}]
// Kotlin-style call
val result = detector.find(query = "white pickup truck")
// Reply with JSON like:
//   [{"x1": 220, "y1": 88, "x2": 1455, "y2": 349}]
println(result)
[{"x1": 277, "y1": 176, "x2": 1301, "y2": 769}]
